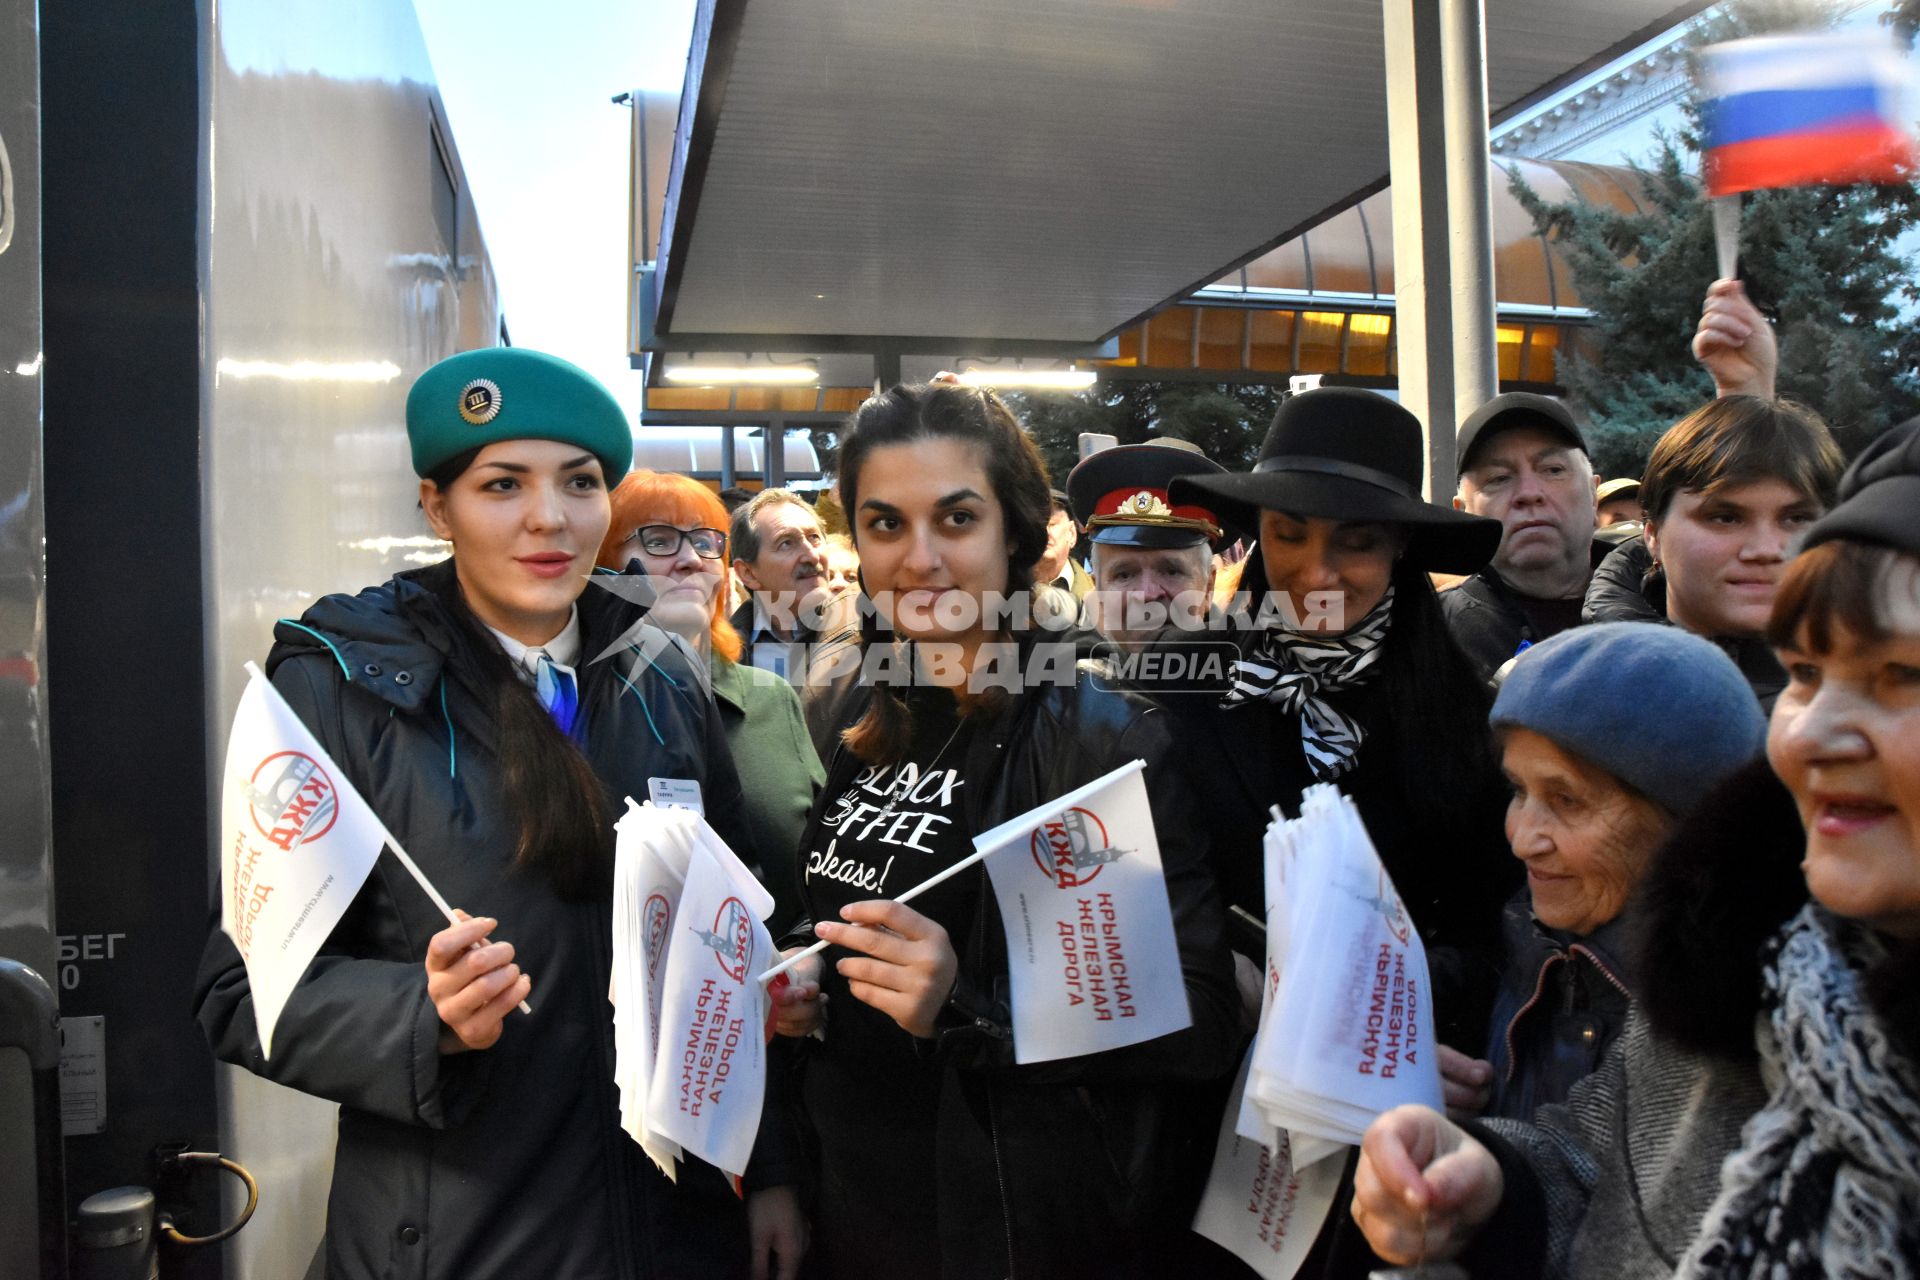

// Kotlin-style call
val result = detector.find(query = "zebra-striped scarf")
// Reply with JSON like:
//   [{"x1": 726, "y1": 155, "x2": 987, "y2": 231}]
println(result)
[{"x1": 1219, "y1": 586, "x2": 1394, "y2": 781}]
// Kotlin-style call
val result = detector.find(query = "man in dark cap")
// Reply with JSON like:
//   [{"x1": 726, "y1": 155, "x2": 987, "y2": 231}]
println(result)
[
  {"x1": 1066, "y1": 440, "x2": 1228, "y2": 650},
  {"x1": 1444, "y1": 393, "x2": 1608, "y2": 683}
]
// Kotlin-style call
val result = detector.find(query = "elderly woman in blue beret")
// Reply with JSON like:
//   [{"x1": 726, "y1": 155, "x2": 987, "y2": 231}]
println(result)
[
  {"x1": 1351, "y1": 420, "x2": 1920, "y2": 1278},
  {"x1": 1458, "y1": 623, "x2": 1765, "y2": 1121},
  {"x1": 195, "y1": 349, "x2": 806, "y2": 1280}
]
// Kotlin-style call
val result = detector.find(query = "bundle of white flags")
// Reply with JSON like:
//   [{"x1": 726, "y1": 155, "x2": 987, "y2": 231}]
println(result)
[
  {"x1": 1241, "y1": 784, "x2": 1442, "y2": 1165},
  {"x1": 611, "y1": 799, "x2": 775, "y2": 1183},
  {"x1": 1193, "y1": 785, "x2": 1443, "y2": 1276}
]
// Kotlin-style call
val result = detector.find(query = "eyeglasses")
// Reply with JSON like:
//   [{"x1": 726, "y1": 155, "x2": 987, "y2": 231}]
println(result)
[{"x1": 623, "y1": 524, "x2": 728, "y2": 560}]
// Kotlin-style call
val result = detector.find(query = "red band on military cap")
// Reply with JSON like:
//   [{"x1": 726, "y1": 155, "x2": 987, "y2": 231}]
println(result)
[{"x1": 1085, "y1": 486, "x2": 1223, "y2": 539}]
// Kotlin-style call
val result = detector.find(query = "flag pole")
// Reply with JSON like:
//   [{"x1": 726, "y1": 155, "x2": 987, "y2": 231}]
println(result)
[
  {"x1": 242, "y1": 661, "x2": 532, "y2": 1015},
  {"x1": 757, "y1": 846, "x2": 991, "y2": 984},
  {"x1": 1711, "y1": 193, "x2": 1740, "y2": 282},
  {"x1": 757, "y1": 758, "x2": 1149, "y2": 985},
  {"x1": 367, "y1": 792, "x2": 538, "y2": 1020}
]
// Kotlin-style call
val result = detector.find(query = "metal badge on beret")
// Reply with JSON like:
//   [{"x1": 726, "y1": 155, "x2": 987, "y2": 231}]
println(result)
[{"x1": 458, "y1": 377, "x2": 502, "y2": 425}]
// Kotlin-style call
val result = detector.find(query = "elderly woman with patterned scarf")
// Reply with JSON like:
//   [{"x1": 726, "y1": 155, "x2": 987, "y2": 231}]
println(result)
[{"x1": 1351, "y1": 419, "x2": 1920, "y2": 1279}]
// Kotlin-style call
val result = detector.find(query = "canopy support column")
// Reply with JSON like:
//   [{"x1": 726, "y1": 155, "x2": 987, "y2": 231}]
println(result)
[
  {"x1": 720, "y1": 423, "x2": 736, "y2": 490},
  {"x1": 1383, "y1": 0, "x2": 1498, "y2": 498},
  {"x1": 766, "y1": 414, "x2": 787, "y2": 488}
]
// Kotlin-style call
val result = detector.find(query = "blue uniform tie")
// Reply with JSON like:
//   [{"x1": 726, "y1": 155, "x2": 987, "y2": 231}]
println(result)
[{"x1": 534, "y1": 652, "x2": 579, "y2": 736}]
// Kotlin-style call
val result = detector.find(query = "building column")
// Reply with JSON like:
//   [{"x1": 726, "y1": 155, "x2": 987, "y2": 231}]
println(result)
[
  {"x1": 1383, "y1": 0, "x2": 1498, "y2": 499},
  {"x1": 766, "y1": 414, "x2": 786, "y2": 488}
]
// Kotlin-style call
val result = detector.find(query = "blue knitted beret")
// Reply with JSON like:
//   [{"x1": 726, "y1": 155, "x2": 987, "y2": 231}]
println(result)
[{"x1": 1490, "y1": 622, "x2": 1766, "y2": 817}]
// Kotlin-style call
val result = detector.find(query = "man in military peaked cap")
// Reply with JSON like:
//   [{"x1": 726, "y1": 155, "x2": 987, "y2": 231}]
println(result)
[{"x1": 1066, "y1": 439, "x2": 1228, "y2": 649}]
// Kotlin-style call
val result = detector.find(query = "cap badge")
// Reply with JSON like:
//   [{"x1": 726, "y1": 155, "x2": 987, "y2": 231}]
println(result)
[
  {"x1": 458, "y1": 378, "x2": 502, "y2": 425},
  {"x1": 1124, "y1": 490, "x2": 1172, "y2": 518}
]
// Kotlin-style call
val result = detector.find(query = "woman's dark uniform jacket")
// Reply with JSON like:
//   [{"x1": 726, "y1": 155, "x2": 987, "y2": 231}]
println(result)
[
  {"x1": 1146, "y1": 623, "x2": 1516, "y2": 1049},
  {"x1": 194, "y1": 560, "x2": 796, "y2": 1280},
  {"x1": 793, "y1": 647, "x2": 1242, "y2": 1279}
]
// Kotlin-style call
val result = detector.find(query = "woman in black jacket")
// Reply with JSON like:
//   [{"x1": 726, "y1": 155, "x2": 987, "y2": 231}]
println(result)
[
  {"x1": 771, "y1": 381, "x2": 1240, "y2": 1280},
  {"x1": 194, "y1": 348, "x2": 803, "y2": 1280},
  {"x1": 1159, "y1": 388, "x2": 1519, "y2": 1051}
]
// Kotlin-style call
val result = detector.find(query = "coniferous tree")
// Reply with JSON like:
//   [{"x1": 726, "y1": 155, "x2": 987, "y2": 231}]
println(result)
[
  {"x1": 1514, "y1": 0, "x2": 1920, "y2": 476},
  {"x1": 1004, "y1": 381, "x2": 1278, "y2": 487}
]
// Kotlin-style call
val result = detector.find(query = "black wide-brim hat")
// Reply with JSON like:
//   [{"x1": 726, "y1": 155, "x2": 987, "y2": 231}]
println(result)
[{"x1": 1169, "y1": 387, "x2": 1502, "y2": 575}]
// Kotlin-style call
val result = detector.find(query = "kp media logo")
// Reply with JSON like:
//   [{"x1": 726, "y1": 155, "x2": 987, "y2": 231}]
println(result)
[
  {"x1": 1030, "y1": 807, "x2": 1132, "y2": 889},
  {"x1": 245, "y1": 752, "x2": 339, "y2": 852},
  {"x1": 688, "y1": 897, "x2": 755, "y2": 982}
]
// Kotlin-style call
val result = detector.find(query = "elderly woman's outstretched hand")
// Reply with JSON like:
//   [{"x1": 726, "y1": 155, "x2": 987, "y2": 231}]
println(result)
[{"x1": 1351, "y1": 1104, "x2": 1504, "y2": 1265}]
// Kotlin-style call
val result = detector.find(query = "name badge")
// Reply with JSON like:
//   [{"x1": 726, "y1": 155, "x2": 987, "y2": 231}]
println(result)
[{"x1": 648, "y1": 777, "x2": 705, "y2": 815}]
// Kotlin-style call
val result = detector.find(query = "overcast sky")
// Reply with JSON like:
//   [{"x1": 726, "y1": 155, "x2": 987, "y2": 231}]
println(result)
[{"x1": 414, "y1": 0, "x2": 695, "y2": 419}]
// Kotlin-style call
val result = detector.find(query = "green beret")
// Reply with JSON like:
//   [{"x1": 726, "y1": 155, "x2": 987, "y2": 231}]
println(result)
[{"x1": 406, "y1": 347, "x2": 633, "y2": 484}]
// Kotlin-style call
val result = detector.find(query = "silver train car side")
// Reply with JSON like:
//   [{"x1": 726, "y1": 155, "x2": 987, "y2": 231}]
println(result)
[{"x1": 3, "y1": 0, "x2": 505, "y2": 1275}]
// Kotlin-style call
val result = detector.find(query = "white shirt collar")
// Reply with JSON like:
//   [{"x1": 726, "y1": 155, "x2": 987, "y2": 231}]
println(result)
[{"x1": 486, "y1": 606, "x2": 582, "y2": 680}]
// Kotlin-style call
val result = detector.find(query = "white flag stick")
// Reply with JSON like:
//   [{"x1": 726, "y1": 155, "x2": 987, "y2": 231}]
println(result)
[
  {"x1": 1712, "y1": 193, "x2": 1741, "y2": 282},
  {"x1": 758, "y1": 759, "x2": 1148, "y2": 985},
  {"x1": 757, "y1": 847, "x2": 990, "y2": 984},
  {"x1": 242, "y1": 661, "x2": 532, "y2": 1015}
]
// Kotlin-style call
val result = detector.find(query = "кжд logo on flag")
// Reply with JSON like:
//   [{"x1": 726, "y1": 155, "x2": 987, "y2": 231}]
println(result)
[
  {"x1": 1700, "y1": 31, "x2": 1916, "y2": 196},
  {"x1": 221, "y1": 664, "x2": 391, "y2": 1058},
  {"x1": 975, "y1": 760, "x2": 1190, "y2": 1064}
]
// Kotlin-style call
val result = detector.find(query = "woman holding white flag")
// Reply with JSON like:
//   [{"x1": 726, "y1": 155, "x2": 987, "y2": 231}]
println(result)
[
  {"x1": 771, "y1": 381, "x2": 1240, "y2": 1279},
  {"x1": 1158, "y1": 388, "x2": 1518, "y2": 1049},
  {"x1": 194, "y1": 348, "x2": 806, "y2": 1280},
  {"x1": 1350, "y1": 420, "x2": 1920, "y2": 1277}
]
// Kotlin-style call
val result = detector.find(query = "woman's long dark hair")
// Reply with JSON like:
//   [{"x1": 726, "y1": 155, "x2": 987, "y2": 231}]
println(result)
[
  {"x1": 1237, "y1": 546, "x2": 1500, "y2": 827},
  {"x1": 836, "y1": 382, "x2": 1052, "y2": 764},
  {"x1": 425, "y1": 447, "x2": 613, "y2": 900}
]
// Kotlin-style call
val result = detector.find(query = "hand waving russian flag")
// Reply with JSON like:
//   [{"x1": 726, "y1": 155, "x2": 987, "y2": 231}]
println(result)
[{"x1": 1700, "y1": 31, "x2": 1916, "y2": 196}]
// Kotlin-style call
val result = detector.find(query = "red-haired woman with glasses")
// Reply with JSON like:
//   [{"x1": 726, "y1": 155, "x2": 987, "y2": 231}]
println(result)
[{"x1": 598, "y1": 471, "x2": 824, "y2": 932}]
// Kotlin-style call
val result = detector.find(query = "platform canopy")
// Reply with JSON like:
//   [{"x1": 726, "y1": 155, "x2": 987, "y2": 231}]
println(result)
[{"x1": 642, "y1": 0, "x2": 1706, "y2": 370}]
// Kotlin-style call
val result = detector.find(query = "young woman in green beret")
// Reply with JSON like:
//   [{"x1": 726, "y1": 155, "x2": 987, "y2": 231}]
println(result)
[{"x1": 195, "y1": 348, "x2": 805, "y2": 1280}]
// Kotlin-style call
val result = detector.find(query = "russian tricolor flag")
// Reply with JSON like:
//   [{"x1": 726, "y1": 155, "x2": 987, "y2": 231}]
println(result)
[{"x1": 1700, "y1": 32, "x2": 1916, "y2": 196}]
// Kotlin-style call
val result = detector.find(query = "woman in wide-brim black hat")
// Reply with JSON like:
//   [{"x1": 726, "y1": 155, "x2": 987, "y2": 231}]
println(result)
[
  {"x1": 1154, "y1": 387, "x2": 1521, "y2": 1275},
  {"x1": 1162, "y1": 385, "x2": 1516, "y2": 1031}
]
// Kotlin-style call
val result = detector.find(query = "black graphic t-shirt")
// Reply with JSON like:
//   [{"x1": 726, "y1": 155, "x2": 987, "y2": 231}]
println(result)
[{"x1": 799, "y1": 691, "x2": 981, "y2": 1276}]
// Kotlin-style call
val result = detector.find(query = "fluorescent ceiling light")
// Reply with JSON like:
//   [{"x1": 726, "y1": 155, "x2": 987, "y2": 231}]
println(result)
[
  {"x1": 216, "y1": 358, "x2": 402, "y2": 383},
  {"x1": 956, "y1": 369, "x2": 1097, "y2": 390},
  {"x1": 660, "y1": 365, "x2": 819, "y2": 385}
]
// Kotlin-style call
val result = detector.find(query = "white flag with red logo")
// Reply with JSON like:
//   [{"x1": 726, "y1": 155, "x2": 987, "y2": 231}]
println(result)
[
  {"x1": 219, "y1": 664, "x2": 391, "y2": 1058},
  {"x1": 975, "y1": 759, "x2": 1190, "y2": 1064},
  {"x1": 639, "y1": 809, "x2": 775, "y2": 1180},
  {"x1": 1242, "y1": 785, "x2": 1442, "y2": 1159},
  {"x1": 611, "y1": 800, "x2": 694, "y2": 1179},
  {"x1": 1193, "y1": 1048, "x2": 1345, "y2": 1279}
]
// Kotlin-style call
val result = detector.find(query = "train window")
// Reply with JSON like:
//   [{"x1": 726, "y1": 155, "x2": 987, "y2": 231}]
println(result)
[{"x1": 428, "y1": 108, "x2": 459, "y2": 259}]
